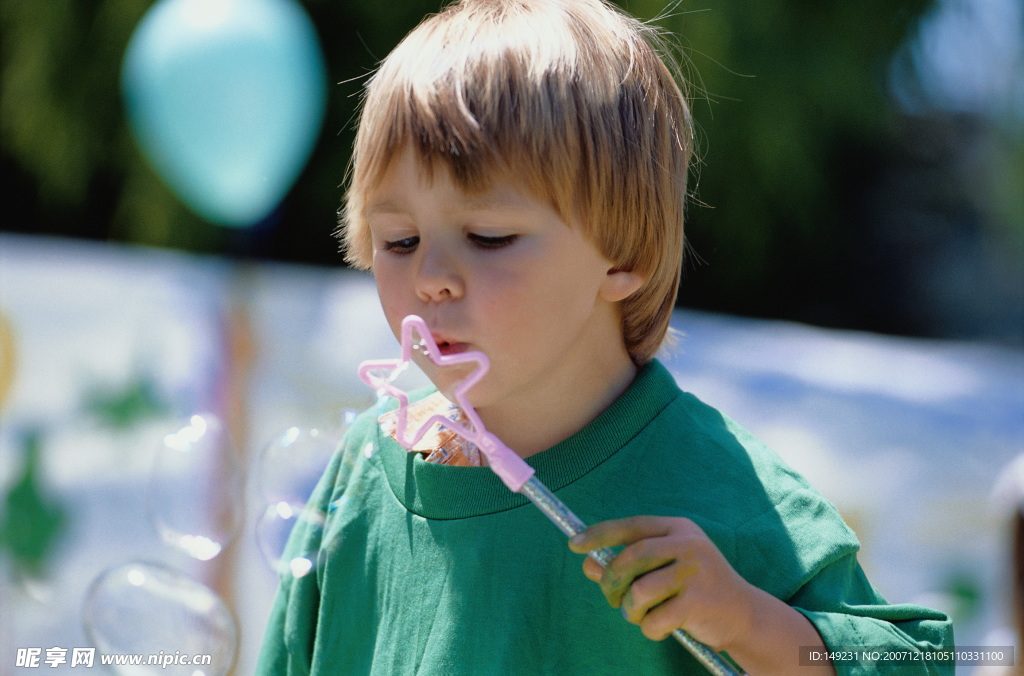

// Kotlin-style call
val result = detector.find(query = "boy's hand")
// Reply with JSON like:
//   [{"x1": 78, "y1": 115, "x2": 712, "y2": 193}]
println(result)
[
  {"x1": 568, "y1": 516, "x2": 754, "y2": 650},
  {"x1": 569, "y1": 516, "x2": 837, "y2": 676}
]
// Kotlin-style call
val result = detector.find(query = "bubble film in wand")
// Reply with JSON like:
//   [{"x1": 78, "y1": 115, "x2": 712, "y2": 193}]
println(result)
[{"x1": 358, "y1": 315, "x2": 744, "y2": 676}]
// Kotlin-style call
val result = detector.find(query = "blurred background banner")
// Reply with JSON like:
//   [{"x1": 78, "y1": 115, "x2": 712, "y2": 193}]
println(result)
[{"x1": 0, "y1": 0, "x2": 1022, "y2": 673}]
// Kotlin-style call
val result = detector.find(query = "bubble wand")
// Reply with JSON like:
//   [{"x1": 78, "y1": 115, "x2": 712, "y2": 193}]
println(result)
[{"x1": 359, "y1": 315, "x2": 743, "y2": 676}]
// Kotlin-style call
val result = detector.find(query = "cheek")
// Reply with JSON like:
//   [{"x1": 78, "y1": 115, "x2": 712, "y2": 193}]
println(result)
[
  {"x1": 473, "y1": 266, "x2": 534, "y2": 318},
  {"x1": 479, "y1": 261, "x2": 584, "y2": 321},
  {"x1": 373, "y1": 265, "x2": 412, "y2": 327}
]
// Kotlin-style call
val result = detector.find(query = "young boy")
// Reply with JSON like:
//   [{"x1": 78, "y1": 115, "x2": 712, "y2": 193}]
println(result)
[{"x1": 257, "y1": 0, "x2": 954, "y2": 673}]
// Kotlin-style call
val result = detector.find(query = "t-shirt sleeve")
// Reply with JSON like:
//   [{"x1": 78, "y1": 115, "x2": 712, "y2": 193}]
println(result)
[
  {"x1": 254, "y1": 441, "x2": 349, "y2": 676},
  {"x1": 789, "y1": 551, "x2": 955, "y2": 675},
  {"x1": 725, "y1": 456, "x2": 955, "y2": 676}
]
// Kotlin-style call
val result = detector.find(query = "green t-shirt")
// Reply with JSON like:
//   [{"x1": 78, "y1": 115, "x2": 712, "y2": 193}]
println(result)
[{"x1": 256, "y1": 360, "x2": 952, "y2": 675}]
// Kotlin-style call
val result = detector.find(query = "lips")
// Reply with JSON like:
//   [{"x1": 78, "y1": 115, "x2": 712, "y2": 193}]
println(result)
[
  {"x1": 416, "y1": 322, "x2": 472, "y2": 357},
  {"x1": 424, "y1": 329, "x2": 463, "y2": 355},
  {"x1": 436, "y1": 340, "x2": 470, "y2": 356}
]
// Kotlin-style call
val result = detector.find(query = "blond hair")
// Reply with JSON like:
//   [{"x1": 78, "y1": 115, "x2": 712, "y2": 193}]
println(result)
[{"x1": 341, "y1": 0, "x2": 693, "y2": 363}]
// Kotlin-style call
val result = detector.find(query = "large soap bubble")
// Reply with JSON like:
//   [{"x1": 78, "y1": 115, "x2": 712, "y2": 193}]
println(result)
[
  {"x1": 255, "y1": 421, "x2": 347, "y2": 506},
  {"x1": 253, "y1": 415, "x2": 351, "y2": 575},
  {"x1": 255, "y1": 500, "x2": 324, "y2": 578},
  {"x1": 147, "y1": 414, "x2": 243, "y2": 561},
  {"x1": 83, "y1": 561, "x2": 237, "y2": 675},
  {"x1": 121, "y1": 0, "x2": 328, "y2": 226}
]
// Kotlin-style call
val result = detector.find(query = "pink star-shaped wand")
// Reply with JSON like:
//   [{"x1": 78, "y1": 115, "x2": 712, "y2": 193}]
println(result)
[{"x1": 357, "y1": 314, "x2": 536, "y2": 491}]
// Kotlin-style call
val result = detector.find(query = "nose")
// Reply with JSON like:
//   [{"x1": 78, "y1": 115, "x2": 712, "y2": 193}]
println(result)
[{"x1": 415, "y1": 245, "x2": 464, "y2": 302}]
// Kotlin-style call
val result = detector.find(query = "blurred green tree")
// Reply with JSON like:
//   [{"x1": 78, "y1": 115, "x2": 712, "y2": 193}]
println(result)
[
  {"x1": 623, "y1": 0, "x2": 935, "y2": 328},
  {"x1": 1, "y1": 0, "x2": 943, "y2": 331}
]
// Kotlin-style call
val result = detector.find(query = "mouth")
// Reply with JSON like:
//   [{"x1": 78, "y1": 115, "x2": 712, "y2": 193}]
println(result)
[{"x1": 435, "y1": 340, "x2": 470, "y2": 357}]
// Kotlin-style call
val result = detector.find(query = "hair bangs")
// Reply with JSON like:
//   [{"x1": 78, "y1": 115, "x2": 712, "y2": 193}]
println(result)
[{"x1": 343, "y1": 3, "x2": 590, "y2": 268}]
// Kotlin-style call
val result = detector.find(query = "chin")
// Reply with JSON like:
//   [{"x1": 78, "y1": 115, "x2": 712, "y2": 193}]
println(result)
[{"x1": 425, "y1": 364, "x2": 481, "y2": 398}]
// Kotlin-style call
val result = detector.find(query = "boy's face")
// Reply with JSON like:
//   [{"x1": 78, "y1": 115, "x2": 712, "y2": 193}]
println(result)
[{"x1": 364, "y1": 146, "x2": 639, "y2": 416}]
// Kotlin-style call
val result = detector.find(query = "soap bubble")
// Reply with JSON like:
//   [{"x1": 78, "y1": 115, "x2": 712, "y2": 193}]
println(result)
[
  {"x1": 147, "y1": 414, "x2": 243, "y2": 561},
  {"x1": 255, "y1": 501, "x2": 324, "y2": 578},
  {"x1": 253, "y1": 416, "x2": 350, "y2": 576},
  {"x1": 255, "y1": 416, "x2": 351, "y2": 506},
  {"x1": 83, "y1": 561, "x2": 237, "y2": 675}
]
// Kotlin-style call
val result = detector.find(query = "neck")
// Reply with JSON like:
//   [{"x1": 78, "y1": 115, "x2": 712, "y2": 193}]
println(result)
[{"x1": 476, "y1": 347, "x2": 638, "y2": 459}]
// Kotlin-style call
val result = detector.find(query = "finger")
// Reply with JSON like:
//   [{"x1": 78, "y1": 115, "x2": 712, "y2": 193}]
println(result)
[
  {"x1": 638, "y1": 593, "x2": 690, "y2": 641},
  {"x1": 581, "y1": 556, "x2": 603, "y2": 582},
  {"x1": 568, "y1": 516, "x2": 679, "y2": 553},
  {"x1": 601, "y1": 537, "x2": 682, "y2": 607},
  {"x1": 620, "y1": 557, "x2": 699, "y2": 625}
]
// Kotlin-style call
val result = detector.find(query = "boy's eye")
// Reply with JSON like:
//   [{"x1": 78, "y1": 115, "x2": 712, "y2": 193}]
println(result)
[
  {"x1": 382, "y1": 236, "x2": 419, "y2": 253},
  {"x1": 468, "y1": 233, "x2": 518, "y2": 249}
]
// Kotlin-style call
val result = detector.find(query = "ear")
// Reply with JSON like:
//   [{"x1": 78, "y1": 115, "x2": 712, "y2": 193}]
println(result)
[{"x1": 599, "y1": 268, "x2": 645, "y2": 302}]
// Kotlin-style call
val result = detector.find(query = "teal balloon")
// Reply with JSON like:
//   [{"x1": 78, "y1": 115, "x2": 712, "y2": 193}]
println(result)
[{"x1": 122, "y1": 0, "x2": 327, "y2": 227}]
